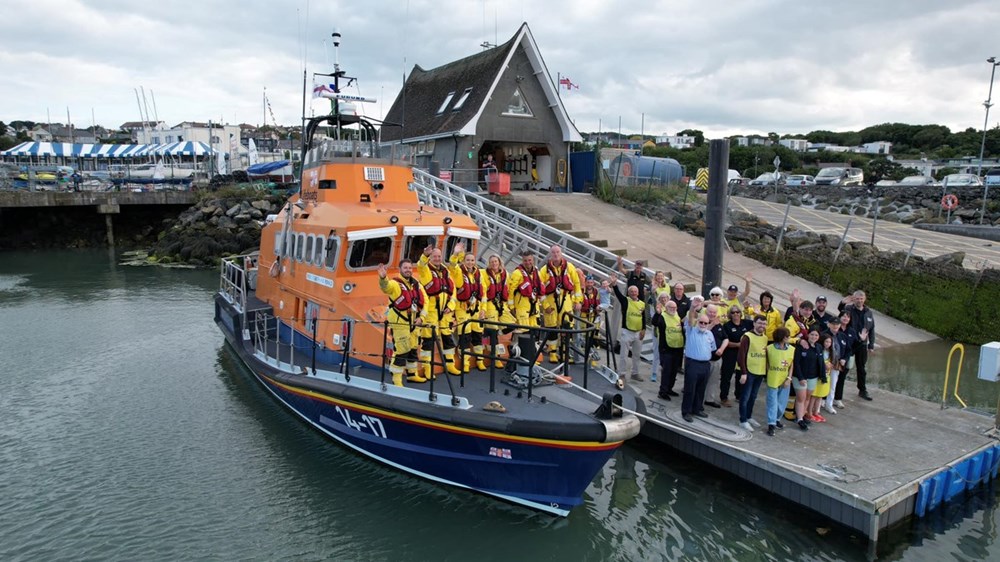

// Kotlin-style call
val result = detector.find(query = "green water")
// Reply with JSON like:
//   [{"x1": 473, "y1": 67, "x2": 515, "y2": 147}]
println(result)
[{"x1": 1, "y1": 250, "x2": 997, "y2": 561}]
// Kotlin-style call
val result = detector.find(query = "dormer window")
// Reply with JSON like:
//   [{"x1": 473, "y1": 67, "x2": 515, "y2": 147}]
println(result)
[
  {"x1": 452, "y1": 88, "x2": 473, "y2": 110},
  {"x1": 437, "y1": 91, "x2": 456, "y2": 114},
  {"x1": 503, "y1": 88, "x2": 532, "y2": 116}
]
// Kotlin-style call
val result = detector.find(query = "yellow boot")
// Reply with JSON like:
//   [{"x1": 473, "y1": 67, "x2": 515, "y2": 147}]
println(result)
[
  {"x1": 392, "y1": 372, "x2": 404, "y2": 387},
  {"x1": 405, "y1": 368, "x2": 427, "y2": 383},
  {"x1": 494, "y1": 343, "x2": 506, "y2": 368},
  {"x1": 463, "y1": 354, "x2": 473, "y2": 373},
  {"x1": 548, "y1": 343, "x2": 559, "y2": 364},
  {"x1": 446, "y1": 351, "x2": 463, "y2": 375},
  {"x1": 474, "y1": 345, "x2": 487, "y2": 371}
]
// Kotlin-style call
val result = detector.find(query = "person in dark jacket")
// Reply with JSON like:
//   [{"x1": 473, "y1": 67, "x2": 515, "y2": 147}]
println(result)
[
  {"x1": 832, "y1": 313, "x2": 856, "y2": 408},
  {"x1": 792, "y1": 328, "x2": 825, "y2": 430},
  {"x1": 839, "y1": 290, "x2": 875, "y2": 400},
  {"x1": 718, "y1": 306, "x2": 753, "y2": 407}
]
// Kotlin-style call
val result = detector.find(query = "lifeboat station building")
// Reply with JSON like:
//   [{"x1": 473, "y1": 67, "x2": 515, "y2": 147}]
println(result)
[{"x1": 379, "y1": 23, "x2": 581, "y2": 192}]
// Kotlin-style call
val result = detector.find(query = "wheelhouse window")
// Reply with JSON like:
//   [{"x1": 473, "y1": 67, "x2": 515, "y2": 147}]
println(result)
[
  {"x1": 324, "y1": 237, "x2": 340, "y2": 270},
  {"x1": 313, "y1": 235, "x2": 325, "y2": 265},
  {"x1": 347, "y1": 237, "x2": 393, "y2": 270},
  {"x1": 295, "y1": 233, "x2": 305, "y2": 261},
  {"x1": 304, "y1": 235, "x2": 315, "y2": 265},
  {"x1": 404, "y1": 235, "x2": 437, "y2": 263},
  {"x1": 446, "y1": 236, "x2": 476, "y2": 258},
  {"x1": 274, "y1": 232, "x2": 284, "y2": 257}
]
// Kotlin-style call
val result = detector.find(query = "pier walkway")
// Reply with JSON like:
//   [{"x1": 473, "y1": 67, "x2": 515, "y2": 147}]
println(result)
[{"x1": 505, "y1": 191, "x2": 999, "y2": 545}]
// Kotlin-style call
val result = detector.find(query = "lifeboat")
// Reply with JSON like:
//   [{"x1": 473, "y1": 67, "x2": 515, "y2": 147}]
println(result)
[{"x1": 214, "y1": 46, "x2": 641, "y2": 515}]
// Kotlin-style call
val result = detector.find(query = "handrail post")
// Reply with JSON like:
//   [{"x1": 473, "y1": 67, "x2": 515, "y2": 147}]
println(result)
[{"x1": 942, "y1": 343, "x2": 967, "y2": 409}]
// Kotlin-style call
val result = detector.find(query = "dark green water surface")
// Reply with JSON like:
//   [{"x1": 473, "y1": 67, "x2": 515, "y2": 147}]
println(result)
[{"x1": 1, "y1": 250, "x2": 997, "y2": 561}]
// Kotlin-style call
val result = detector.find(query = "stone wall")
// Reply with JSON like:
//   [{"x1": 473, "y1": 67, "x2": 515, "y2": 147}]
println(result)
[{"x1": 151, "y1": 195, "x2": 284, "y2": 266}]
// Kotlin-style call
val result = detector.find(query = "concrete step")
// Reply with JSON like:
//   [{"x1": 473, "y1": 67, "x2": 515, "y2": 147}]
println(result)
[
  {"x1": 532, "y1": 213, "x2": 556, "y2": 223},
  {"x1": 610, "y1": 248, "x2": 629, "y2": 257},
  {"x1": 566, "y1": 230, "x2": 590, "y2": 238},
  {"x1": 588, "y1": 239, "x2": 609, "y2": 248},
  {"x1": 547, "y1": 222, "x2": 573, "y2": 231}
]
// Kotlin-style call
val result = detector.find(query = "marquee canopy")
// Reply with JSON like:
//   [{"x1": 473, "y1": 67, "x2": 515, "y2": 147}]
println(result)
[{"x1": 0, "y1": 141, "x2": 217, "y2": 158}]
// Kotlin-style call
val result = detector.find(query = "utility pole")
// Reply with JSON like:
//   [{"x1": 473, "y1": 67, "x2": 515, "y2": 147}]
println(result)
[{"x1": 702, "y1": 139, "x2": 730, "y2": 295}]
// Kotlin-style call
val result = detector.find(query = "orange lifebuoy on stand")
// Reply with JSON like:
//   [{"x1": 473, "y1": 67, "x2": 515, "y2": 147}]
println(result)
[{"x1": 941, "y1": 194, "x2": 959, "y2": 211}]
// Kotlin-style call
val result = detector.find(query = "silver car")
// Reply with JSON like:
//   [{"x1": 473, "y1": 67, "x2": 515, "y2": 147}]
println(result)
[{"x1": 942, "y1": 173, "x2": 983, "y2": 188}]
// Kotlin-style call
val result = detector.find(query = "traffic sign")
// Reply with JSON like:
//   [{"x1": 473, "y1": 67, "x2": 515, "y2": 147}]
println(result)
[{"x1": 773, "y1": 155, "x2": 781, "y2": 168}]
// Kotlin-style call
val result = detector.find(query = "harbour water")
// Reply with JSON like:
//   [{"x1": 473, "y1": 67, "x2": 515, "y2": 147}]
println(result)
[{"x1": 1, "y1": 249, "x2": 998, "y2": 561}]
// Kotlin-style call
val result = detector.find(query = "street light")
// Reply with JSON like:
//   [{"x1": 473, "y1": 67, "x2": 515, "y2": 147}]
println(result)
[{"x1": 977, "y1": 56, "x2": 999, "y2": 224}]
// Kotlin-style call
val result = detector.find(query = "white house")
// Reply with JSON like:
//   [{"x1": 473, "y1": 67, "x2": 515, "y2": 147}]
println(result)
[
  {"x1": 778, "y1": 138, "x2": 809, "y2": 152},
  {"x1": 655, "y1": 134, "x2": 696, "y2": 148},
  {"x1": 859, "y1": 141, "x2": 892, "y2": 155},
  {"x1": 134, "y1": 121, "x2": 241, "y2": 151}
]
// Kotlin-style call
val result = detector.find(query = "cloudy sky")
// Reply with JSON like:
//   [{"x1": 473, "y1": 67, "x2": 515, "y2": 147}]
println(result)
[{"x1": 2, "y1": 0, "x2": 998, "y2": 138}]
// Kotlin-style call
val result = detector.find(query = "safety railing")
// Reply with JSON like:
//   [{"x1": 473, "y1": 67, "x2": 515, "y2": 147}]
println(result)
[{"x1": 941, "y1": 343, "x2": 968, "y2": 409}]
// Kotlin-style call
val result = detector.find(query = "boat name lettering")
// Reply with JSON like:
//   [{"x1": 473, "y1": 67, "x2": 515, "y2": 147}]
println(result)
[
  {"x1": 489, "y1": 447, "x2": 512, "y2": 460},
  {"x1": 336, "y1": 405, "x2": 387, "y2": 438},
  {"x1": 306, "y1": 273, "x2": 334, "y2": 288},
  {"x1": 301, "y1": 190, "x2": 317, "y2": 202}
]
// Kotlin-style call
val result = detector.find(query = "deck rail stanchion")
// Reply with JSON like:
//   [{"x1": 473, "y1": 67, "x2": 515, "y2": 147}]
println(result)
[
  {"x1": 772, "y1": 201, "x2": 792, "y2": 261},
  {"x1": 941, "y1": 343, "x2": 968, "y2": 409},
  {"x1": 380, "y1": 320, "x2": 389, "y2": 387}
]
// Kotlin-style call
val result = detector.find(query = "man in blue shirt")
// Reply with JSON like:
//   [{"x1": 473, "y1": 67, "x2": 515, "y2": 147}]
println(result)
[{"x1": 682, "y1": 311, "x2": 718, "y2": 422}]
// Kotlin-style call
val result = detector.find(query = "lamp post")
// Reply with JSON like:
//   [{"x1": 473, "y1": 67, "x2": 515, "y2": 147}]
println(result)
[{"x1": 977, "y1": 56, "x2": 999, "y2": 224}]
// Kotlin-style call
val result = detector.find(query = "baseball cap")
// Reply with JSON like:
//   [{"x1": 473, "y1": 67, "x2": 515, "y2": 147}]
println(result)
[
  {"x1": 727, "y1": 284, "x2": 739, "y2": 292},
  {"x1": 816, "y1": 295, "x2": 827, "y2": 302}
]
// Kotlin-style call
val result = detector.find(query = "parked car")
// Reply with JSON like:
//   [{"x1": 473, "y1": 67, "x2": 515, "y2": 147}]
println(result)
[
  {"x1": 874, "y1": 179, "x2": 896, "y2": 186},
  {"x1": 728, "y1": 176, "x2": 750, "y2": 188},
  {"x1": 983, "y1": 167, "x2": 1000, "y2": 186},
  {"x1": 785, "y1": 174, "x2": 816, "y2": 187},
  {"x1": 814, "y1": 167, "x2": 864, "y2": 186},
  {"x1": 896, "y1": 175, "x2": 935, "y2": 187},
  {"x1": 749, "y1": 172, "x2": 787, "y2": 186},
  {"x1": 941, "y1": 173, "x2": 983, "y2": 188}
]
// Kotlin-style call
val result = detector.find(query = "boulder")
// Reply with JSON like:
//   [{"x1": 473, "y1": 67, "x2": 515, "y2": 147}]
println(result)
[
  {"x1": 927, "y1": 251, "x2": 966, "y2": 267},
  {"x1": 225, "y1": 204, "x2": 241, "y2": 217},
  {"x1": 217, "y1": 215, "x2": 237, "y2": 230},
  {"x1": 251, "y1": 200, "x2": 271, "y2": 211}
]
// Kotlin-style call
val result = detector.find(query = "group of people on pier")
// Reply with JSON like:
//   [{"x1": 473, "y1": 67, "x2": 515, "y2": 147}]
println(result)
[{"x1": 620, "y1": 256, "x2": 877, "y2": 436}]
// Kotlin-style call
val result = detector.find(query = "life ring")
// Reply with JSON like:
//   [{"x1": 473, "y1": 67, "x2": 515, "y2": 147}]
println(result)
[
  {"x1": 941, "y1": 194, "x2": 959, "y2": 211},
  {"x1": 269, "y1": 260, "x2": 281, "y2": 278}
]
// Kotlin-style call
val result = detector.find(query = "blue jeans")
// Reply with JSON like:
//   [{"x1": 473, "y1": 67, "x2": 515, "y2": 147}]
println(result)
[
  {"x1": 682, "y1": 358, "x2": 711, "y2": 416},
  {"x1": 766, "y1": 384, "x2": 791, "y2": 426},
  {"x1": 739, "y1": 373, "x2": 765, "y2": 423},
  {"x1": 650, "y1": 339, "x2": 660, "y2": 381}
]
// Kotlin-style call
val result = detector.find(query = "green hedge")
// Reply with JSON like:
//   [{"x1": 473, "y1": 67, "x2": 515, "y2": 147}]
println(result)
[{"x1": 761, "y1": 252, "x2": 1000, "y2": 344}]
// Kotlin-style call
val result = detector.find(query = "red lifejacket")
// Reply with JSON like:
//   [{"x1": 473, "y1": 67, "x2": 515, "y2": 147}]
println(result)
[
  {"x1": 455, "y1": 267, "x2": 482, "y2": 302},
  {"x1": 515, "y1": 264, "x2": 541, "y2": 299},
  {"x1": 390, "y1": 277, "x2": 424, "y2": 313},
  {"x1": 541, "y1": 261, "x2": 575, "y2": 296},
  {"x1": 423, "y1": 264, "x2": 453, "y2": 297},
  {"x1": 581, "y1": 288, "x2": 599, "y2": 315},
  {"x1": 486, "y1": 268, "x2": 508, "y2": 302}
]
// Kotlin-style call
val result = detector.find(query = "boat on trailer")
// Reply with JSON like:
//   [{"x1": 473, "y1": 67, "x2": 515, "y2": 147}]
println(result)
[{"x1": 213, "y1": 40, "x2": 641, "y2": 515}]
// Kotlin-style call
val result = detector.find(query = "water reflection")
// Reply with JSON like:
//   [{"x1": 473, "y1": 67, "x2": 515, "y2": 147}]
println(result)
[{"x1": 872, "y1": 340, "x2": 999, "y2": 412}]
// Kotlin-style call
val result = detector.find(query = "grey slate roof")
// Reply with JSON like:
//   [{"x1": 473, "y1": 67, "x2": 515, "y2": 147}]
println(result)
[{"x1": 379, "y1": 31, "x2": 517, "y2": 142}]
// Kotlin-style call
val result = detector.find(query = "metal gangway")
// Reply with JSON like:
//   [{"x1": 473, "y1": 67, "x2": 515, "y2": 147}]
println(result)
[{"x1": 410, "y1": 168, "x2": 658, "y2": 363}]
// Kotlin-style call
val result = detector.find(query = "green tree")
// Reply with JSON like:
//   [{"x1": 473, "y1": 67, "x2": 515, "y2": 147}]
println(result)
[{"x1": 0, "y1": 121, "x2": 7, "y2": 137}]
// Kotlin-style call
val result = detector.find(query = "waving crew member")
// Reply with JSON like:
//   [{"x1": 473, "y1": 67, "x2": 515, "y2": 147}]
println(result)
[
  {"x1": 416, "y1": 245, "x2": 462, "y2": 377},
  {"x1": 507, "y1": 250, "x2": 543, "y2": 370},
  {"x1": 448, "y1": 242, "x2": 487, "y2": 373},
  {"x1": 378, "y1": 260, "x2": 428, "y2": 385},
  {"x1": 539, "y1": 245, "x2": 583, "y2": 364},
  {"x1": 483, "y1": 254, "x2": 515, "y2": 368}
]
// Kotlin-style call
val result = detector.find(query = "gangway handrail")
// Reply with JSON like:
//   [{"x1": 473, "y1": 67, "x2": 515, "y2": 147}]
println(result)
[
  {"x1": 412, "y1": 168, "x2": 630, "y2": 279},
  {"x1": 941, "y1": 343, "x2": 968, "y2": 409}
]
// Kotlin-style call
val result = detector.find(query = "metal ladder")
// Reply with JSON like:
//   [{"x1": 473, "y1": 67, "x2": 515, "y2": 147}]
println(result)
[{"x1": 410, "y1": 168, "x2": 657, "y2": 363}]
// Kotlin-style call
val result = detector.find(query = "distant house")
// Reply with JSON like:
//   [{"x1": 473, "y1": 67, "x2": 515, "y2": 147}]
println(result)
[
  {"x1": 610, "y1": 138, "x2": 647, "y2": 151},
  {"x1": 655, "y1": 134, "x2": 695, "y2": 149},
  {"x1": 778, "y1": 138, "x2": 809, "y2": 152},
  {"x1": 808, "y1": 143, "x2": 851, "y2": 153},
  {"x1": 380, "y1": 23, "x2": 582, "y2": 191},
  {"x1": 733, "y1": 136, "x2": 771, "y2": 147},
  {"x1": 859, "y1": 141, "x2": 892, "y2": 155},
  {"x1": 119, "y1": 121, "x2": 165, "y2": 141},
  {"x1": 28, "y1": 124, "x2": 95, "y2": 143},
  {"x1": 133, "y1": 121, "x2": 241, "y2": 151}
]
